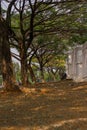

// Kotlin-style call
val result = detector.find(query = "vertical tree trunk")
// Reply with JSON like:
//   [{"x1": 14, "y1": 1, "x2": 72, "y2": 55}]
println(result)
[
  {"x1": 20, "y1": 47, "x2": 30, "y2": 87},
  {"x1": 52, "y1": 73, "x2": 56, "y2": 81},
  {"x1": 21, "y1": 59, "x2": 29, "y2": 87},
  {"x1": 47, "y1": 68, "x2": 51, "y2": 81},
  {"x1": 28, "y1": 65, "x2": 36, "y2": 83},
  {"x1": 0, "y1": 19, "x2": 20, "y2": 91},
  {"x1": 40, "y1": 66, "x2": 45, "y2": 82}
]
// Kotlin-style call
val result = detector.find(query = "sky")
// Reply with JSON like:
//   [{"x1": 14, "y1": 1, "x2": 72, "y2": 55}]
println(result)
[{"x1": 11, "y1": 48, "x2": 20, "y2": 64}]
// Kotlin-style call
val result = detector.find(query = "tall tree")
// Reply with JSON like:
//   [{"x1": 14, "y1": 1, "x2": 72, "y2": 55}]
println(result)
[
  {"x1": 5, "y1": 0, "x2": 87, "y2": 85},
  {"x1": 0, "y1": 0, "x2": 20, "y2": 91}
]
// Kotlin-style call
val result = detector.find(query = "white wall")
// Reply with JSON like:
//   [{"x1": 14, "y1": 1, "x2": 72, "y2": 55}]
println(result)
[{"x1": 66, "y1": 43, "x2": 87, "y2": 82}]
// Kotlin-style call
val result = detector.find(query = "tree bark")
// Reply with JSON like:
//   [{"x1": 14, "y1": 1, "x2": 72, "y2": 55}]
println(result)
[
  {"x1": 20, "y1": 47, "x2": 30, "y2": 87},
  {"x1": 0, "y1": 19, "x2": 20, "y2": 91},
  {"x1": 28, "y1": 65, "x2": 36, "y2": 83},
  {"x1": 21, "y1": 59, "x2": 29, "y2": 87},
  {"x1": 40, "y1": 66, "x2": 45, "y2": 82}
]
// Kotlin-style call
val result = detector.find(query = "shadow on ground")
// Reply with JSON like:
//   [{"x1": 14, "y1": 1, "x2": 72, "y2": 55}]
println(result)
[{"x1": 0, "y1": 80, "x2": 87, "y2": 130}]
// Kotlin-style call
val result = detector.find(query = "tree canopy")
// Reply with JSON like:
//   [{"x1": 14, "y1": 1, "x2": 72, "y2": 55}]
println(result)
[{"x1": 0, "y1": 0, "x2": 87, "y2": 89}]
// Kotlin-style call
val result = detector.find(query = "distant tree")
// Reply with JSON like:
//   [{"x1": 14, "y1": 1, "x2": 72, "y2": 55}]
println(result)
[
  {"x1": 29, "y1": 34, "x2": 67, "y2": 82},
  {"x1": 46, "y1": 55, "x2": 66, "y2": 81}
]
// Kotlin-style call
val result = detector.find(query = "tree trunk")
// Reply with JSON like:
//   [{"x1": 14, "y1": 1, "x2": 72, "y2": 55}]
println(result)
[
  {"x1": 51, "y1": 70, "x2": 56, "y2": 81},
  {"x1": 52, "y1": 73, "x2": 56, "y2": 81},
  {"x1": 20, "y1": 47, "x2": 30, "y2": 87},
  {"x1": 47, "y1": 68, "x2": 52, "y2": 81},
  {"x1": 0, "y1": 19, "x2": 20, "y2": 92},
  {"x1": 40, "y1": 66, "x2": 45, "y2": 83},
  {"x1": 21, "y1": 59, "x2": 29, "y2": 87},
  {"x1": 28, "y1": 65, "x2": 36, "y2": 83}
]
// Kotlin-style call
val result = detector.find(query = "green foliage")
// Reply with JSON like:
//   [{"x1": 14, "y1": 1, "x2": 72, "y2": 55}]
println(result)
[{"x1": 2, "y1": 0, "x2": 87, "y2": 83}]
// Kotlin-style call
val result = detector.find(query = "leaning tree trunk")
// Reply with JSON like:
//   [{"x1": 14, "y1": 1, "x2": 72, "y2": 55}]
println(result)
[{"x1": 0, "y1": 19, "x2": 20, "y2": 91}]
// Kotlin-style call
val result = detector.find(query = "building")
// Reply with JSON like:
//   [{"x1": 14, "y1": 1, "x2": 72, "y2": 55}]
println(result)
[{"x1": 66, "y1": 42, "x2": 87, "y2": 82}]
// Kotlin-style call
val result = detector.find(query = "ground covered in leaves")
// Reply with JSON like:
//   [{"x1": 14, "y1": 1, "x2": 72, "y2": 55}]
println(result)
[{"x1": 0, "y1": 80, "x2": 87, "y2": 130}]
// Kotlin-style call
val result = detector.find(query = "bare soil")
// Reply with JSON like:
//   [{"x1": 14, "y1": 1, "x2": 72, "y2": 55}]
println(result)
[{"x1": 0, "y1": 80, "x2": 87, "y2": 130}]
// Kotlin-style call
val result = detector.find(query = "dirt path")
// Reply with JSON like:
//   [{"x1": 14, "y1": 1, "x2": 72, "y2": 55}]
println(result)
[{"x1": 0, "y1": 80, "x2": 87, "y2": 130}]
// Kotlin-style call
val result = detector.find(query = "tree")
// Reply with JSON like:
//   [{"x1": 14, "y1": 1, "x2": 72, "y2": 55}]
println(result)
[
  {"x1": 2, "y1": 0, "x2": 87, "y2": 86},
  {"x1": 29, "y1": 34, "x2": 67, "y2": 82},
  {"x1": 9, "y1": 0, "x2": 69, "y2": 85},
  {"x1": 46, "y1": 55, "x2": 66, "y2": 81},
  {"x1": 9, "y1": 0, "x2": 76, "y2": 85},
  {"x1": 0, "y1": 0, "x2": 20, "y2": 91}
]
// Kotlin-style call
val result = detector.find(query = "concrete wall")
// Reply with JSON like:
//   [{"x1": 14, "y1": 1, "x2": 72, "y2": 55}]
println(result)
[{"x1": 66, "y1": 42, "x2": 87, "y2": 82}]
